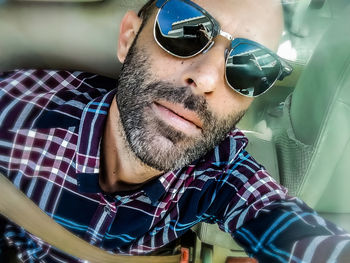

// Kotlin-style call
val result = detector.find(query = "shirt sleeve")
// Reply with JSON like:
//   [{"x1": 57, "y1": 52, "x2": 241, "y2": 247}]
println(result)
[{"x1": 217, "y1": 168, "x2": 350, "y2": 263}]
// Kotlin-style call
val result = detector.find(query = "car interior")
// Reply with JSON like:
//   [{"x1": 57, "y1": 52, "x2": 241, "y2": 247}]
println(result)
[{"x1": 0, "y1": 0, "x2": 349, "y2": 262}]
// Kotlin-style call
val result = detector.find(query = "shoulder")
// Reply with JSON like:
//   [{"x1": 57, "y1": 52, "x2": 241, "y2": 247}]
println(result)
[
  {"x1": 0, "y1": 69, "x2": 116, "y2": 130},
  {"x1": 191, "y1": 129, "x2": 264, "y2": 187},
  {"x1": 182, "y1": 129, "x2": 286, "y2": 215}
]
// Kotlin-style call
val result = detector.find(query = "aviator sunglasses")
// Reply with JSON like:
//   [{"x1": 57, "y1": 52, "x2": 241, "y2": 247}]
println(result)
[{"x1": 153, "y1": 0, "x2": 293, "y2": 97}]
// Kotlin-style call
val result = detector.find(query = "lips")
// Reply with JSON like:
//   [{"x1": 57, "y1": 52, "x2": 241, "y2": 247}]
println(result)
[{"x1": 151, "y1": 101, "x2": 203, "y2": 135}]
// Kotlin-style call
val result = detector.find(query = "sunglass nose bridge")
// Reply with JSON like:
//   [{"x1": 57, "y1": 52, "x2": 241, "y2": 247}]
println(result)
[
  {"x1": 201, "y1": 29, "x2": 233, "y2": 55},
  {"x1": 219, "y1": 30, "x2": 233, "y2": 41}
]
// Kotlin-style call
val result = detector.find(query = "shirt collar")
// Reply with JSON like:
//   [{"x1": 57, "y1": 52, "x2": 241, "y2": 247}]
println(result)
[
  {"x1": 77, "y1": 172, "x2": 166, "y2": 205},
  {"x1": 76, "y1": 89, "x2": 116, "y2": 174}
]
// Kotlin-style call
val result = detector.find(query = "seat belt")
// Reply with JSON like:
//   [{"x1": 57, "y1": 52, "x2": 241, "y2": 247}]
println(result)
[{"x1": 0, "y1": 174, "x2": 180, "y2": 263}]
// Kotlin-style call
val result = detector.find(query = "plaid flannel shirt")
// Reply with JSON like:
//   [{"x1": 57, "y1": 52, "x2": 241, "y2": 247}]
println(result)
[{"x1": 0, "y1": 70, "x2": 349, "y2": 263}]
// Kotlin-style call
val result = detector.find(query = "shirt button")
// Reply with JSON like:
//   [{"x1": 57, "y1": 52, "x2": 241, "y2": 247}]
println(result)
[{"x1": 104, "y1": 206, "x2": 111, "y2": 215}]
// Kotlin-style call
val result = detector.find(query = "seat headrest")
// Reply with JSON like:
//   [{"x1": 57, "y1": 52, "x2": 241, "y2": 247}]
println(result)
[{"x1": 290, "y1": 4, "x2": 350, "y2": 146}]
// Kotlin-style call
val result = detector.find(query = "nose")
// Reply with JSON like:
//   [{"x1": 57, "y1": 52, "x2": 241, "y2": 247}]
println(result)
[{"x1": 181, "y1": 43, "x2": 227, "y2": 95}]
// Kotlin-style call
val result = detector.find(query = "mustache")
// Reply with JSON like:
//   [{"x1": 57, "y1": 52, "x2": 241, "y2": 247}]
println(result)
[{"x1": 143, "y1": 81, "x2": 213, "y2": 124}]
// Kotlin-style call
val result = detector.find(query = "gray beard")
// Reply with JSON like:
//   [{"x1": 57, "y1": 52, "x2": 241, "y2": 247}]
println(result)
[{"x1": 115, "y1": 42, "x2": 245, "y2": 172}]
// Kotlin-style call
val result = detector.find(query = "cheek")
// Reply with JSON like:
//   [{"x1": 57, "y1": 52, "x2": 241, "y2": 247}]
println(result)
[
  {"x1": 146, "y1": 48, "x2": 184, "y2": 81},
  {"x1": 136, "y1": 31, "x2": 185, "y2": 81},
  {"x1": 207, "y1": 88, "x2": 253, "y2": 119},
  {"x1": 153, "y1": 60, "x2": 181, "y2": 80}
]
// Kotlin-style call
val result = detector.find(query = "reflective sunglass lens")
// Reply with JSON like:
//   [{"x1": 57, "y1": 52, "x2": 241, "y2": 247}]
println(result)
[
  {"x1": 225, "y1": 43, "x2": 281, "y2": 97},
  {"x1": 155, "y1": 0, "x2": 214, "y2": 57}
]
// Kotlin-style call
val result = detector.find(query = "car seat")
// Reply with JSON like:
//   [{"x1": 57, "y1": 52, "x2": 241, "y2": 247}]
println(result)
[{"x1": 275, "y1": 3, "x2": 350, "y2": 231}]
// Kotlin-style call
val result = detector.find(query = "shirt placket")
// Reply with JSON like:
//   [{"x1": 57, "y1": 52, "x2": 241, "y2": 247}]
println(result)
[{"x1": 85, "y1": 194, "x2": 119, "y2": 246}]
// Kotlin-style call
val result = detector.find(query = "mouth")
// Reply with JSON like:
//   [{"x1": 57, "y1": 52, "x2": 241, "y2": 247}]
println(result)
[{"x1": 151, "y1": 101, "x2": 203, "y2": 136}]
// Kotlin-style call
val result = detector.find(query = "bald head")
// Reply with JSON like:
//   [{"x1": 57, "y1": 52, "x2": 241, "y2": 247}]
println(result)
[{"x1": 138, "y1": 0, "x2": 284, "y2": 51}]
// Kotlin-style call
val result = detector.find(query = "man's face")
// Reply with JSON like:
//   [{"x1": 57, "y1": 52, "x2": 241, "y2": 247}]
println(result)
[{"x1": 116, "y1": 0, "x2": 283, "y2": 172}]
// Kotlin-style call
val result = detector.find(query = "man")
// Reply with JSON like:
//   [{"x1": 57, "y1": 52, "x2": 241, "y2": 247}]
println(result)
[{"x1": 0, "y1": 0, "x2": 349, "y2": 262}]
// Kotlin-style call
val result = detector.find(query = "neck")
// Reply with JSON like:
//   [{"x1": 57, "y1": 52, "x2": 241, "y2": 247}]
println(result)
[{"x1": 99, "y1": 96, "x2": 161, "y2": 193}]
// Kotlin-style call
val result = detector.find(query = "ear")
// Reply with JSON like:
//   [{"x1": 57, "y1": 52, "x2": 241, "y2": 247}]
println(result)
[{"x1": 117, "y1": 11, "x2": 142, "y2": 63}]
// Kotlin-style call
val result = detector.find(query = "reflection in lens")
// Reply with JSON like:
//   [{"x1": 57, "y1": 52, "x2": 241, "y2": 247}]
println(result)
[
  {"x1": 226, "y1": 43, "x2": 281, "y2": 96},
  {"x1": 155, "y1": 0, "x2": 214, "y2": 57}
]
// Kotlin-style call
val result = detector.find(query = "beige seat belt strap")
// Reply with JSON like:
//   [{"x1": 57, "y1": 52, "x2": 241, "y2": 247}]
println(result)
[{"x1": 0, "y1": 174, "x2": 180, "y2": 263}]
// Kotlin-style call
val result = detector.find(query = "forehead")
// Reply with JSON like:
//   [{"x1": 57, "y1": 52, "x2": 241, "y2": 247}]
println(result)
[{"x1": 189, "y1": 0, "x2": 284, "y2": 49}]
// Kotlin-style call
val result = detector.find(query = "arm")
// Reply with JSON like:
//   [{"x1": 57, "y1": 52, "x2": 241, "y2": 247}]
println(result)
[
  {"x1": 233, "y1": 199, "x2": 350, "y2": 262},
  {"x1": 0, "y1": 1, "x2": 132, "y2": 78},
  {"x1": 218, "y1": 169, "x2": 350, "y2": 262}
]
